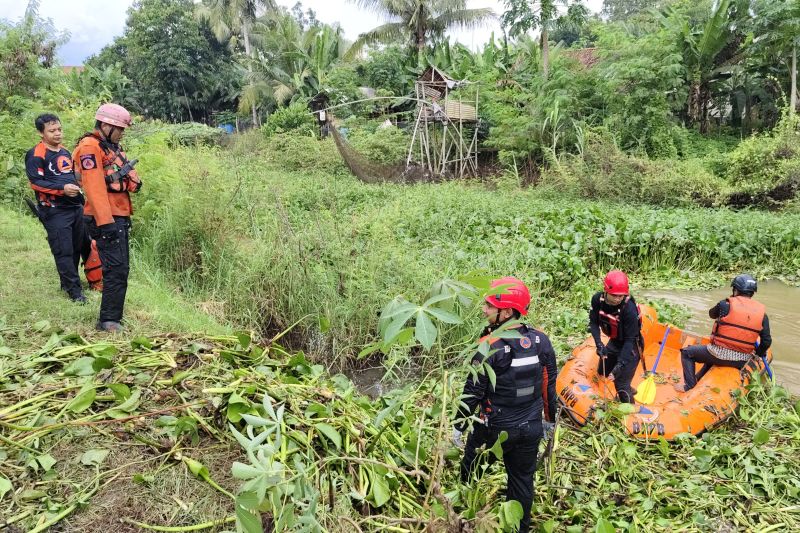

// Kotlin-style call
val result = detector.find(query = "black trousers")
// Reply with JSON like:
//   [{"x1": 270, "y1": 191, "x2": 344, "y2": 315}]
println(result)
[
  {"x1": 461, "y1": 421, "x2": 542, "y2": 533},
  {"x1": 85, "y1": 216, "x2": 130, "y2": 322},
  {"x1": 598, "y1": 342, "x2": 641, "y2": 403},
  {"x1": 680, "y1": 344, "x2": 748, "y2": 390},
  {"x1": 41, "y1": 206, "x2": 90, "y2": 298}
]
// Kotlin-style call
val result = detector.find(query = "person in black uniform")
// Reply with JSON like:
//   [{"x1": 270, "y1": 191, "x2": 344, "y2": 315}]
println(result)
[
  {"x1": 453, "y1": 276, "x2": 558, "y2": 533},
  {"x1": 589, "y1": 270, "x2": 642, "y2": 403},
  {"x1": 25, "y1": 113, "x2": 90, "y2": 303}
]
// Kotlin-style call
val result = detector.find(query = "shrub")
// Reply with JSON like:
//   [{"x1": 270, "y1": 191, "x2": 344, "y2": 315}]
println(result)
[
  {"x1": 262, "y1": 101, "x2": 317, "y2": 137},
  {"x1": 725, "y1": 113, "x2": 800, "y2": 206},
  {"x1": 348, "y1": 126, "x2": 410, "y2": 164},
  {"x1": 540, "y1": 128, "x2": 729, "y2": 207},
  {"x1": 263, "y1": 133, "x2": 347, "y2": 175}
]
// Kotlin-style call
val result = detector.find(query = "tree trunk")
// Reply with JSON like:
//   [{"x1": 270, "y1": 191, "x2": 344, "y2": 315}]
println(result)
[
  {"x1": 541, "y1": 28, "x2": 549, "y2": 80},
  {"x1": 792, "y1": 42, "x2": 797, "y2": 114},
  {"x1": 688, "y1": 81, "x2": 701, "y2": 128},
  {"x1": 242, "y1": 20, "x2": 259, "y2": 127}
]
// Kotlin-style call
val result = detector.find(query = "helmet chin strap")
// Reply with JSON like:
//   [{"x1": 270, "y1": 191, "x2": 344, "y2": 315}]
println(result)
[{"x1": 486, "y1": 309, "x2": 515, "y2": 333}]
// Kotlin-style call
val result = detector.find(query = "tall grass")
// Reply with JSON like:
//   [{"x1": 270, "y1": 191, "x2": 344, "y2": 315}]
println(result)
[{"x1": 128, "y1": 134, "x2": 800, "y2": 367}]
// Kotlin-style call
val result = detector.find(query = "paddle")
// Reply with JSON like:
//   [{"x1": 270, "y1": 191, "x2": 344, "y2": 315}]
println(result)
[{"x1": 634, "y1": 325, "x2": 671, "y2": 405}]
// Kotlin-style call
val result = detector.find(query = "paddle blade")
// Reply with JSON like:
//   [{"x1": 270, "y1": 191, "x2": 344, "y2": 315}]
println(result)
[{"x1": 635, "y1": 375, "x2": 656, "y2": 404}]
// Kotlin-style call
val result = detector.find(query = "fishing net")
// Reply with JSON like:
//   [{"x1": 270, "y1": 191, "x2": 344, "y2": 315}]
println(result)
[{"x1": 329, "y1": 119, "x2": 441, "y2": 184}]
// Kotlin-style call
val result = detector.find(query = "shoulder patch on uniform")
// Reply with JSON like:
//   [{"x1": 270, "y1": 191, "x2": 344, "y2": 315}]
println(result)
[
  {"x1": 80, "y1": 154, "x2": 97, "y2": 170},
  {"x1": 519, "y1": 337, "x2": 532, "y2": 349}
]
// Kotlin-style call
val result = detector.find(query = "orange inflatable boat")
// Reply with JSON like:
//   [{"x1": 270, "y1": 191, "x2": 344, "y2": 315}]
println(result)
[{"x1": 556, "y1": 305, "x2": 773, "y2": 440}]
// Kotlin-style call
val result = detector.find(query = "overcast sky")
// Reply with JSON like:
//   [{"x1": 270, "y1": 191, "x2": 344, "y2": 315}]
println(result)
[{"x1": 0, "y1": 0, "x2": 604, "y2": 66}]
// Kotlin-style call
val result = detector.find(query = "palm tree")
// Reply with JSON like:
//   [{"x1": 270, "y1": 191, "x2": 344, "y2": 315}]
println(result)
[
  {"x1": 241, "y1": 13, "x2": 349, "y2": 112},
  {"x1": 501, "y1": 0, "x2": 588, "y2": 79},
  {"x1": 196, "y1": 0, "x2": 277, "y2": 124},
  {"x1": 346, "y1": 0, "x2": 494, "y2": 63}
]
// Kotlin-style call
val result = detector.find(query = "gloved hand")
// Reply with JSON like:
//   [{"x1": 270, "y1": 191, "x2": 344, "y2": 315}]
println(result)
[
  {"x1": 596, "y1": 344, "x2": 607, "y2": 357},
  {"x1": 98, "y1": 223, "x2": 119, "y2": 242},
  {"x1": 452, "y1": 427, "x2": 464, "y2": 448},
  {"x1": 542, "y1": 421, "x2": 555, "y2": 439}
]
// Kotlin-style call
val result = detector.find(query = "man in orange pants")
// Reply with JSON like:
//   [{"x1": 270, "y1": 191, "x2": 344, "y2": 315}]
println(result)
[{"x1": 73, "y1": 103, "x2": 142, "y2": 332}]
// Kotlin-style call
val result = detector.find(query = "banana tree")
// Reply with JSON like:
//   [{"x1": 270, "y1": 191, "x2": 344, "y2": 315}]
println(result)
[
  {"x1": 749, "y1": 0, "x2": 800, "y2": 114},
  {"x1": 660, "y1": 0, "x2": 750, "y2": 132}
]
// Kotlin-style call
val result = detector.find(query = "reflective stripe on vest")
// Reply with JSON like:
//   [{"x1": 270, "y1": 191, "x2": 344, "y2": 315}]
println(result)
[
  {"x1": 711, "y1": 296, "x2": 765, "y2": 354},
  {"x1": 489, "y1": 331, "x2": 542, "y2": 407}
]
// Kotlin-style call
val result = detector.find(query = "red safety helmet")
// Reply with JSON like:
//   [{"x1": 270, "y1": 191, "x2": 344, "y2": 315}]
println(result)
[
  {"x1": 485, "y1": 276, "x2": 530, "y2": 316},
  {"x1": 603, "y1": 270, "x2": 630, "y2": 295},
  {"x1": 95, "y1": 103, "x2": 132, "y2": 128}
]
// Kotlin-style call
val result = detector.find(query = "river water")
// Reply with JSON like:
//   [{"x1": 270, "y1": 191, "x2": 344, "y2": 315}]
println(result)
[{"x1": 644, "y1": 280, "x2": 800, "y2": 395}]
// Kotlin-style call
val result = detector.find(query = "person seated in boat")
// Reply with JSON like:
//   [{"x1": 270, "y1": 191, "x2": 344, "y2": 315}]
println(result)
[
  {"x1": 675, "y1": 274, "x2": 772, "y2": 392},
  {"x1": 589, "y1": 270, "x2": 643, "y2": 404},
  {"x1": 453, "y1": 277, "x2": 558, "y2": 533}
]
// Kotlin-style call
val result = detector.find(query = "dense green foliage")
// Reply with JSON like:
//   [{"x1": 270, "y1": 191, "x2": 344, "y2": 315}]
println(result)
[{"x1": 87, "y1": 0, "x2": 239, "y2": 123}]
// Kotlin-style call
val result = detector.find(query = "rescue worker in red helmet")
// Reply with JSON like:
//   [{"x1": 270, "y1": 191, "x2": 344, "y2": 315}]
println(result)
[
  {"x1": 73, "y1": 103, "x2": 142, "y2": 333},
  {"x1": 589, "y1": 270, "x2": 642, "y2": 403},
  {"x1": 675, "y1": 274, "x2": 772, "y2": 392},
  {"x1": 454, "y1": 277, "x2": 558, "y2": 533}
]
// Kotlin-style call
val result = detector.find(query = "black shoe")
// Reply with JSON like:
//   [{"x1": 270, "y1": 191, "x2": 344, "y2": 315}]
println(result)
[
  {"x1": 71, "y1": 294, "x2": 88, "y2": 304},
  {"x1": 96, "y1": 321, "x2": 123, "y2": 333}
]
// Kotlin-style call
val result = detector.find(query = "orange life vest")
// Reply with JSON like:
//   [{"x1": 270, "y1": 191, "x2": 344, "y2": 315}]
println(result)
[
  {"x1": 711, "y1": 296, "x2": 765, "y2": 354},
  {"x1": 83, "y1": 239, "x2": 103, "y2": 291}
]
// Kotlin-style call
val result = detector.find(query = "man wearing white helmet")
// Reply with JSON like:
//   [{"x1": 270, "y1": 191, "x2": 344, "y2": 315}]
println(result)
[{"x1": 73, "y1": 103, "x2": 142, "y2": 333}]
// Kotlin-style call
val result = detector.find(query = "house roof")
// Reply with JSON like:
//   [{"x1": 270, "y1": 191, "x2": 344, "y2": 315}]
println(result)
[{"x1": 563, "y1": 47, "x2": 600, "y2": 69}]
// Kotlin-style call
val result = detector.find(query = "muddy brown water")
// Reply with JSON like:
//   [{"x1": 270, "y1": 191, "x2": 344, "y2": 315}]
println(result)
[{"x1": 644, "y1": 280, "x2": 800, "y2": 395}]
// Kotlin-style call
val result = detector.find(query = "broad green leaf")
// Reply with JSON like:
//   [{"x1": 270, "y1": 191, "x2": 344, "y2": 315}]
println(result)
[
  {"x1": 595, "y1": 517, "x2": 615, "y2": 533},
  {"x1": 425, "y1": 306, "x2": 463, "y2": 325},
  {"x1": 235, "y1": 331, "x2": 252, "y2": 350},
  {"x1": 315, "y1": 423, "x2": 342, "y2": 449},
  {"x1": 488, "y1": 431, "x2": 508, "y2": 460},
  {"x1": 133, "y1": 473, "x2": 155, "y2": 485},
  {"x1": 227, "y1": 393, "x2": 251, "y2": 423},
  {"x1": 415, "y1": 310, "x2": 437, "y2": 350},
  {"x1": 108, "y1": 383, "x2": 131, "y2": 401},
  {"x1": 20, "y1": 489, "x2": 47, "y2": 501},
  {"x1": 63, "y1": 356, "x2": 97, "y2": 376},
  {"x1": 232, "y1": 462, "x2": 263, "y2": 480},
  {"x1": 753, "y1": 427, "x2": 769, "y2": 446},
  {"x1": 0, "y1": 476, "x2": 12, "y2": 499},
  {"x1": 91, "y1": 356, "x2": 113, "y2": 372},
  {"x1": 484, "y1": 363, "x2": 497, "y2": 390},
  {"x1": 357, "y1": 342, "x2": 381, "y2": 360},
  {"x1": 90, "y1": 344, "x2": 118, "y2": 358},
  {"x1": 130, "y1": 336, "x2": 153, "y2": 350},
  {"x1": 369, "y1": 468, "x2": 390, "y2": 507},
  {"x1": 0, "y1": 347, "x2": 12, "y2": 357},
  {"x1": 499, "y1": 500, "x2": 523, "y2": 530},
  {"x1": 236, "y1": 492, "x2": 263, "y2": 533},
  {"x1": 37, "y1": 454, "x2": 57, "y2": 471},
  {"x1": 33, "y1": 320, "x2": 51, "y2": 332},
  {"x1": 108, "y1": 388, "x2": 141, "y2": 418},
  {"x1": 318, "y1": 315, "x2": 331, "y2": 333},
  {"x1": 67, "y1": 385, "x2": 96, "y2": 413},
  {"x1": 384, "y1": 317, "x2": 409, "y2": 344},
  {"x1": 81, "y1": 449, "x2": 110, "y2": 466}
]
